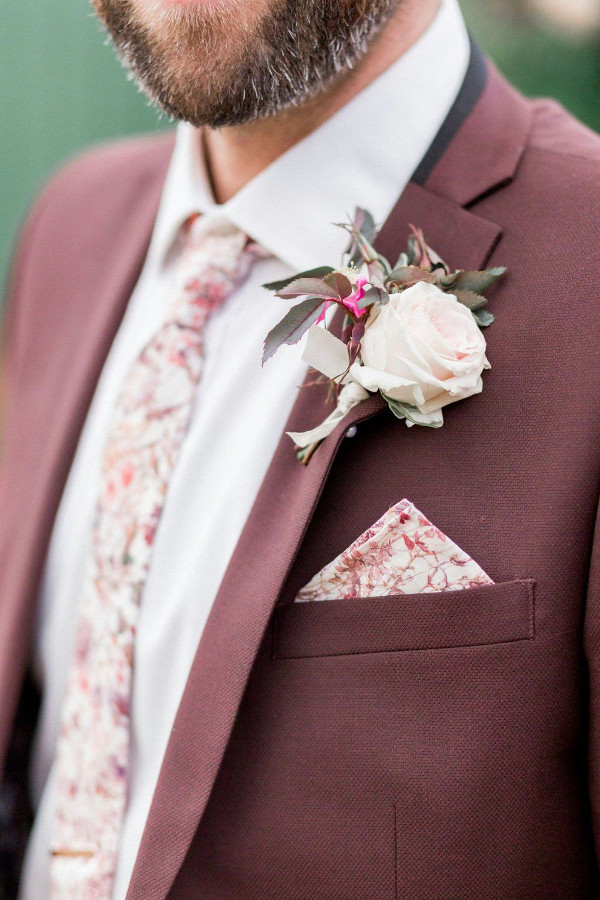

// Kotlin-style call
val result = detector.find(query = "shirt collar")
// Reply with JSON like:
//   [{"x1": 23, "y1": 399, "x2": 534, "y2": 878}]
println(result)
[{"x1": 149, "y1": 0, "x2": 470, "y2": 273}]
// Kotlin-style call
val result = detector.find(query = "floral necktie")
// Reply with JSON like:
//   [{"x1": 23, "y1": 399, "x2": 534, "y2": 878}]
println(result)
[{"x1": 50, "y1": 215, "x2": 256, "y2": 898}]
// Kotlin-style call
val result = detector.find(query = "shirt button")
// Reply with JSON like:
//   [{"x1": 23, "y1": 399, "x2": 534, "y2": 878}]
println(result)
[{"x1": 346, "y1": 426, "x2": 358, "y2": 439}]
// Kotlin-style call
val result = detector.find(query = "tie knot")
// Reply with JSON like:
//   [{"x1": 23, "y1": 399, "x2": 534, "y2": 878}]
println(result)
[
  {"x1": 182, "y1": 211, "x2": 247, "y2": 265},
  {"x1": 174, "y1": 213, "x2": 256, "y2": 326},
  {"x1": 183, "y1": 210, "x2": 239, "y2": 241}
]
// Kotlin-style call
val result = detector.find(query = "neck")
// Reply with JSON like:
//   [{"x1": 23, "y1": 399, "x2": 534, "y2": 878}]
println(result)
[{"x1": 203, "y1": 0, "x2": 442, "y2": 204}]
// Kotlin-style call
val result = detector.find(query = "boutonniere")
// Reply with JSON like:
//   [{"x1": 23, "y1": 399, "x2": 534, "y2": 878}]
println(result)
[{"x1": 262, "y1": 209, "x2": 505, "y2": 464}]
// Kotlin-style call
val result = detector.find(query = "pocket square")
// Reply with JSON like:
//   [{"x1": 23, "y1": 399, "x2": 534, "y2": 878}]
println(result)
[{"x1": 295, "y1": 499, "x2": 494, "y2": 602}]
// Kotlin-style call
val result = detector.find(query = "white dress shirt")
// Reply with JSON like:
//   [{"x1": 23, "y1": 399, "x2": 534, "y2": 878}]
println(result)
[{"x1": 20, "y1": 1, "x2": 469, "y2": 895}]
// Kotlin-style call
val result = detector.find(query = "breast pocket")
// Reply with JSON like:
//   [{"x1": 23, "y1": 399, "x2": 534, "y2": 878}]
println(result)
[{"x1": 272, "y1": 579, "x2": 535, "y2": 660}]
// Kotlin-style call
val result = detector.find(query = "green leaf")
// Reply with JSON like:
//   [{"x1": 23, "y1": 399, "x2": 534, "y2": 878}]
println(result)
[
  {"x1": 340, "y1": 222, "x2": 387, "y2": 271},
  {"x1": 453, "y1": 290, "x2": 489, "y2": 311},
  {"x1": 383, "y1": 394, "x2": 408, "y2": 421},
  {"x1": 451, "y1": 267, "x2": 506, "y2": 293},
  {"x1": 262, "y1": 297, "x2": 326, "y2": 365},
  {"x1": 438, "y1": 271, "x2": 460, "y2": 289},
  {"x1": 352, "y1": 207, "x2": 377, "y2": 241},
  {"x1": 323, "y1": 271, "x2": 352, "y2": 300},
  {"x1": 404, "y1": 227, "x2": 451, "y2": 274},
  {"x1": 275, "y1": 277, "x2": 339, "y2": 300},
  {"x1": 366, "y1": 262, "x2": 387, "y2": 290},
  {"x1": 352, "y1": 231, "x2": 381, "y2": 266},
  {"x1": 345, "y1": 241, "x2": 362, "y2": 269},
  {"x1": 472, "y1": 308, "x2": 495, "y2": 327},
  {"x1": 386, "y1": 266, "x2": 438, "y2": 287},
  {"x1": 381, "y1": 394, "x2": 443, "y2": 428},
  {"x1": 263, "y1": 266, "x2": 334, "y2": 292},
  {"x1": 359, "y1": 286, "x2": 387, "y2": 309},
  {"x1": 392, "y1": 251, "x2": 409, "y2": 270}
]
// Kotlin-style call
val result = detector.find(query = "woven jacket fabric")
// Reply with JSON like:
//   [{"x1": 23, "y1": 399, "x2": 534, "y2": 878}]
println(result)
[{"x1": 1, "y1": 60, "x2": 600, "y2": 898}]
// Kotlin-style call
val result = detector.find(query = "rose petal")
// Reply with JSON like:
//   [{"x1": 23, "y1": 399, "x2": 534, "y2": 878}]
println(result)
[
  {"x1": 417, "y1": 375, "x2": 484, "y2": 415},
  {"x1": 349, "y1": 363, "x2": 415, "y2": 396},
  {"x1": 356, "y1": 281, "x2": 489, "y2": 420}
]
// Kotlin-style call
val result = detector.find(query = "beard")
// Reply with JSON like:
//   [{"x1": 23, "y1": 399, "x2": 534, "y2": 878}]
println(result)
[{"x1": 91, "y1": 0, "x2": 402, "y2": 128}]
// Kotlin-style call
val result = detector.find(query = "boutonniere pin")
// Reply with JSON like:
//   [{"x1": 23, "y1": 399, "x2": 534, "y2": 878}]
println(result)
[{"x1": 262, "y1": 209, "x2": 505, "y2": 464}]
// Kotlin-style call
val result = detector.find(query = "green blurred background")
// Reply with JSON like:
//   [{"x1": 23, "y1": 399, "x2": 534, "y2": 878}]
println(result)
[{"x1": 2, "y1": 0, "x2": 600, "y2": 292}]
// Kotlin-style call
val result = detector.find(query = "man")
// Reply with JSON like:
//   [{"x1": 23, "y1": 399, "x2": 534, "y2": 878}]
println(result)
[{"x1": 1, "y1": 0, "x2": 600, "y2": 895}]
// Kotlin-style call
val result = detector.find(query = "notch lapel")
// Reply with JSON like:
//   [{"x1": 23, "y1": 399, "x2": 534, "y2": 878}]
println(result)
[{"x1": 127, "y1": 60, "x2": 532, "y2": 899}]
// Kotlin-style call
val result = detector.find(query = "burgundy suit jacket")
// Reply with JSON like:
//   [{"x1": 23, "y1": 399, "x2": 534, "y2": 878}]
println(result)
[{"x1": 2, "y1": 50, "x2": 600, "y2": 898}]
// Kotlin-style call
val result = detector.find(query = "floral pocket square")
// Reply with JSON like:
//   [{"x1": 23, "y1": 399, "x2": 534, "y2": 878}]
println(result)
[{"x1": 295, "y1": 499, "x2": 494, "y2": 602}]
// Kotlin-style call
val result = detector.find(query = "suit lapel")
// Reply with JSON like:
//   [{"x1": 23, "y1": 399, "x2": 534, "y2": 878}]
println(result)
[{"x1": 127, "y1": 58, "x2": 532, "y2": 900}]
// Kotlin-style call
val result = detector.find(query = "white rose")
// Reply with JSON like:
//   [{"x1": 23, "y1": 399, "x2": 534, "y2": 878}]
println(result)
[{"x1": 349, "y1": 281, "x2": 490, "y2": 426}]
